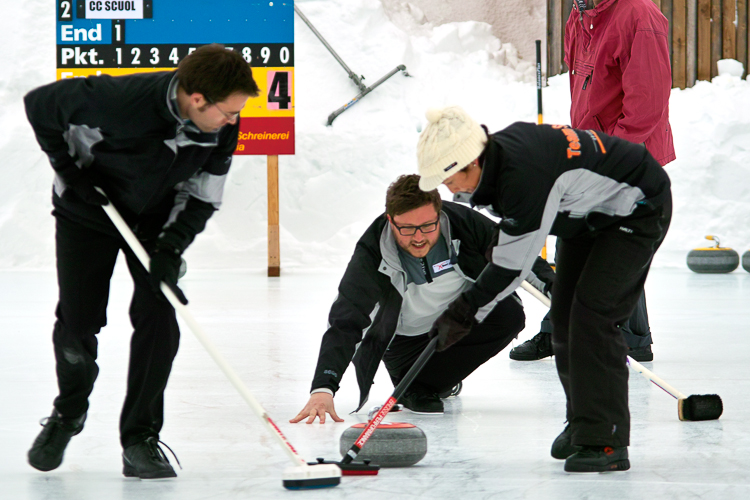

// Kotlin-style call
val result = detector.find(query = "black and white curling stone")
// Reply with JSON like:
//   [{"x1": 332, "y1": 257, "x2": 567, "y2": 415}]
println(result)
[
  {"x1": 686, "y1": 235, "x2": 739, "y2": 273},
  {"x1": 339, "y1": 422, "x2": 427, "y2": 467}
]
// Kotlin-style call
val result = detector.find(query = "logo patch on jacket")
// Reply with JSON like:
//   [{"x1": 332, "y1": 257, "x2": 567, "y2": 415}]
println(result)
[
  {"x1": 433, "y1": 259, "x2": 453, "y2": 273},
  {"x1": 444, "y1": 162, "x2": 458, "y2": 172}
]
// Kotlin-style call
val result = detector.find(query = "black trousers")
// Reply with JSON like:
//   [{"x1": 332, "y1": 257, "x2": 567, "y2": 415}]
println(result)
[
  {"x1": 550, "y1": 197, "x2": 671, "y2": 447},
  {"x1": 52, "y1": 211, "x2": 180, "y2": 448},
  {"x1": 540, "y1": 263, "x2": 652, "y2": 349},
  {"x1": 383, "y1": 294, "x2": 525, "y2": 394}
]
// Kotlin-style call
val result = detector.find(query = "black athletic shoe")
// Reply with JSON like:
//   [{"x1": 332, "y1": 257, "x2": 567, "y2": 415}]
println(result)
[
  {"x1": 401, "y1": 385, "x2": 444, "y2": 414},
  {"x1": 564, "y1": 446, "x2": 630, "y2": 472},
  {"x1": 28, "y1": 409, "x2": 86, "y2": 472},
  {"x1": 122, "y1": 437, "x2": 180, "y2": 479},
  {"x1": 550, "y1": 423, "x2": 581, "y2": 460},
  {"x1": 437, "y1": 381, "x2": 463, "y2": 399},
  {"x1": 628, "y1": 345, "x2": 653, "y2": 362},
  {"x1": 509, "y1": 332, "x2": 553, "y2": 361}
]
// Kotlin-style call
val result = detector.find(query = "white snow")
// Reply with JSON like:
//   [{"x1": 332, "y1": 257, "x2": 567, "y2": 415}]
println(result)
[{"x1": 2, "y1": 0, "x2": 750, "y2": 272}]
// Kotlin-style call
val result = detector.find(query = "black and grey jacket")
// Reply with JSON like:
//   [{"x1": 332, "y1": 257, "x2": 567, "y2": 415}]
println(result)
[
  {"x1": 465, "y1": 121, "x2": 671, "y2": 320},
  {"x1": 311, "y1": 201, "x2": 535, "y2": 412},
  {"x1": 24, "y1": 71, "x2": 238, "y2": 251}
]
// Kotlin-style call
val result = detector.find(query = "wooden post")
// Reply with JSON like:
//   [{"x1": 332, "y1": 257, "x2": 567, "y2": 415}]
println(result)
[
  {"x1": 697, "y1": 0, "x2": 712, "y2": 81},
  {"x1": 673, "y1": 0, "x2": 688, "y2": 89},
  {"x1": 661, "y1": 0, "x2": 673, "y2": 62},
  {"x1": 687, "y1": 0, "x2": 698, "y2": 87},
  {"x1": 710, "y1": 0, "x2": 722, "y2": 78},
  {"x1": 722, "y1": 0, "x2": 736, "y2": 59},
  {"x1": 547, "y1": 0, "x2": 563, "y2": 78},
  {"x1": 739, "y1": 0, "x2": 748, "y2": 78},
  {"x1": 267, "y1": 155, "x2": 280, "y2": 277}
]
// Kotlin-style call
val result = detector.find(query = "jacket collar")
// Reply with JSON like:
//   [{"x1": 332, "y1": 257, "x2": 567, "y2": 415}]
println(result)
[
  {"x1": 379, "y1": 210, "x2": 455, "y2": 272},
  {"x1": 575, "y1": 0, "x2": 617, "y2": 17},
  {"x1": 469, "y1": 127, "x2": 503, "y2": 212}
]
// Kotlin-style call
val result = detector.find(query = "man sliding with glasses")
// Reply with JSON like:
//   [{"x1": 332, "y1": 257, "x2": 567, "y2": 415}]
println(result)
[{"x1": 291, "y1": 174, "x2": 550, "y2": 421}]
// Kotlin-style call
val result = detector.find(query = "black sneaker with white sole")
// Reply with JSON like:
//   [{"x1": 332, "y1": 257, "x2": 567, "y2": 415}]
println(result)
[
  {"x1": 628, "y1": 345, "x2": 653, "y2": 362},
  {"x1": 564, "y1": 446, "x2": 630, "y2": 472},
  {"x1": 28, "y1": 409, "x2": 87, "y2": 472},
  {"x1": 509, "y1": 331, "x2": 553, "y2": 361},
  {"x1": 122, "y1": 437, "x2": 180, "y2": 479},
  {"x1": 400, "y1": 384, "x2": 444, "y2": 414}
]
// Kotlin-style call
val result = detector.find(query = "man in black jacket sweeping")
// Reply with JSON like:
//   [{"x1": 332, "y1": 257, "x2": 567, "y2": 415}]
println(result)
[
  {"x1": 417, "y1": 106, "x2": 671, "y2": 473},
  {"x1": 291, "y1": 174, "x2": 534, "y2": 423},
  {"x1": 24, "y1": 44, "x2": 259, "y2": 478}
]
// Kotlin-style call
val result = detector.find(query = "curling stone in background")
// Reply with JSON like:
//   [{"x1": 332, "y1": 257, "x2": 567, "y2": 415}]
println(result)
[
  {"x1": 742, "y1": 250, "x2": 750, "y2": 273},
  {"x1": 339, "y1": 422, "x2": 427, "y2": 467},
  {"x1": 686, "y1": 235, "x2": 739, "y2": 273}
]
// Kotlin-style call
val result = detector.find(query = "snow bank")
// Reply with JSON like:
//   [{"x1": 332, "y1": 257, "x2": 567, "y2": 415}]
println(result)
[{"x1": 1, "y1": 0, "x2": 749, "y2": 272}]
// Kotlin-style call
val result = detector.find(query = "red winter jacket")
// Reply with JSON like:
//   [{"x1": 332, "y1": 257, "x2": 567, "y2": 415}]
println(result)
[{"x1": 565, "y1": 0, "x2": 675, "y2": 166}]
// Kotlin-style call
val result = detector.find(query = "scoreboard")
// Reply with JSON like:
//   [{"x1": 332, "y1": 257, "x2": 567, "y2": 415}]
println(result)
[{"x1": 56, "y1": 0, "x2": 295, "y2": 155}]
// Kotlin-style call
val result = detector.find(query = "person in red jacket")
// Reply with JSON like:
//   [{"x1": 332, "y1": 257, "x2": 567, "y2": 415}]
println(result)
[{"x1": 509, "y1": 0, "x2": 674, "y2": 363}]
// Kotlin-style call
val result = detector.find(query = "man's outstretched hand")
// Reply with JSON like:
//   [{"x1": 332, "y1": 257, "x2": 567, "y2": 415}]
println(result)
[{"x1": 290, "y1": 392, "x2": 344, "y2": 424}]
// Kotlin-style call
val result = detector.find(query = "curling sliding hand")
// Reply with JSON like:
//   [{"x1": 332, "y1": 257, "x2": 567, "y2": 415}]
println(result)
[{"x1": 428, "y1": 295, "x2": 477, "y2": 352}]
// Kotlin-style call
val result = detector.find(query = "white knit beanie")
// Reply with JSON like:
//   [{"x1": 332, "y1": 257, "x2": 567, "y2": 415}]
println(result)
[{"x1": 416, "y1": 106, "x2": 487, "y2": 191}]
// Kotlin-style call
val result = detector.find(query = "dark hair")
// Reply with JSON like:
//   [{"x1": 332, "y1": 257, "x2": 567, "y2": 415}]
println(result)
[
  {"x1": 386, "y1": 174, "x2": 442, "y2": 218},
  {"x1": 177, "y1": 44, "x2": 260, "y2": 102}
]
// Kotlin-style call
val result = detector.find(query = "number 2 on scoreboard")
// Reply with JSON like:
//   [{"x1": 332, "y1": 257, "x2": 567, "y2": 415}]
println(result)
[{"x1": 267, "y1": 71, "x2": 292, "y2": 110}]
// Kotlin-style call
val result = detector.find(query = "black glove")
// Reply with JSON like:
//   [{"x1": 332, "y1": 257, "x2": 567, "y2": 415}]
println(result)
[
  {"x1": 428, "y1": 295, "x2": 478, "y2": 352},
  {"x1": 531, "y1": 256, "x2": 555, "y2": 296},
  {"x1": 56, "y1": 163, "x2": 108, "y2": 206},
  {"x1": 149, "y1": 242, "x2": 188, "y2": 305}
]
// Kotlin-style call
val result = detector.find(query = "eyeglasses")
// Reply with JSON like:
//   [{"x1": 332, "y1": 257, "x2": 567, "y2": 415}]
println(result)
[
  {"x1": 206, "y1": 97, "x2": 241, "y2": 121},
  {"x1": 390, "y1": 219, "x2": 439, "y2": 236}
]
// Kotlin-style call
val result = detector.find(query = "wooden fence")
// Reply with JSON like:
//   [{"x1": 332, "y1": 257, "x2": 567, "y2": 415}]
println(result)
[{"x1": 547, "y1": 0, "x2": 749, "y2": 88}]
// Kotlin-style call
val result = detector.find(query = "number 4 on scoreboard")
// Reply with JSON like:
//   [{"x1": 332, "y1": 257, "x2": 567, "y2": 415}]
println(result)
[{"x1": 267, "y1": 71, "x2": 291, "y2": 110}]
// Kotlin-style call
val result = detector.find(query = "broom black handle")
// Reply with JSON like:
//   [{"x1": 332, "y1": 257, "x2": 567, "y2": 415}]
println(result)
[
  {"x1": 340, "y1": 336, "x2": 438, "y2": 465},
  {"x1": 536, "y1": 40, "x2": 543, "y2": 124}
]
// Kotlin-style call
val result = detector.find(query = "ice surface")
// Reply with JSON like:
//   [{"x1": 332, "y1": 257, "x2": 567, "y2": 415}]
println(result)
[
  {"x1": 2, "y1": 266, "x2": 749, "y2": 499},
  {"x1": 1, "y1": 0, "x2": 750, "y2": 498}
]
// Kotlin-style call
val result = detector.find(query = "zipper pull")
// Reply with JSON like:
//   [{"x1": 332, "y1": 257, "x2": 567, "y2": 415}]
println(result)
[{"x1": 583, "y1": 75, "x2": 590, "y2": 90}]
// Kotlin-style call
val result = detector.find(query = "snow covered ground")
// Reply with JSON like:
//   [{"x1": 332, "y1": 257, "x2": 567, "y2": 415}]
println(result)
[{"x1": 1, "y1": 0, "x2": 749, "y2": 272}]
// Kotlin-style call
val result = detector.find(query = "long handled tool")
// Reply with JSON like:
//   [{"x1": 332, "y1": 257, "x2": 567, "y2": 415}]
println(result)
[
  {"x1": 535, "y1": 39, "x2": 543, "y2": 125},
  {"x1": 294, "y1": 4, "x2": 408, "y2": 125},
  {"x1": 97, "y1": 190, "x2": 341, "y2": 490},
  {"x1": 339, "y1": 336, "x2": 439, "y2": 466},
  {"x1": 519, "y1": 280, "x2": 723, "y2": 421}
]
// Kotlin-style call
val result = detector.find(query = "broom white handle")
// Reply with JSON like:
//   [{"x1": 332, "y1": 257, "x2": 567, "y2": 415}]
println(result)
[
  {"x1": 98, "y1": 191, "x2": 307, "y2": 468},
  {"x1": 519, "y1": 280, "x2": 687, "y2": 400}
]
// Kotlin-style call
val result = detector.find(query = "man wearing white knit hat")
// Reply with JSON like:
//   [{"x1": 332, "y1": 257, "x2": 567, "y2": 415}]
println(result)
[{"x1": 416, "y1": 106, "x2": 672, "y2": 473}]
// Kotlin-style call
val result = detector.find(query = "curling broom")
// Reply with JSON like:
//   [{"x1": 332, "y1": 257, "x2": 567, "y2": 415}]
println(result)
[
  {"x1": 519, "y1": 280, "x2": 723, "y2": 421},
  {"x1": 97, "y1": 189, "x2": 341, "y2": 490}
]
